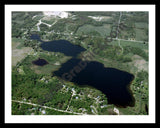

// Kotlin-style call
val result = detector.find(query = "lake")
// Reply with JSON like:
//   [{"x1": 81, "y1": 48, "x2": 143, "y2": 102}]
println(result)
[
  {"x1": 30, "y1": 34, "x2": 135, "y2": 107},
  {"x1": 30, "y1": 34, "x2": 86, "y2": 57},
  {"x1": 32, "y1": 58, "x2": 49, "y2": 66},
  {"x1": 53, "y1": 58, "x2": 135, "y2": 107}
]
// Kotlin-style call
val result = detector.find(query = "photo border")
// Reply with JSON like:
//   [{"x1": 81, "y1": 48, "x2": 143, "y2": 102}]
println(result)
[{"x1": 5, "y1": 4, "x2": 156, "y2": 123}]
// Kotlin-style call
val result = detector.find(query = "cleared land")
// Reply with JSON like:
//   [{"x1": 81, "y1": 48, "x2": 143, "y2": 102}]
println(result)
[
  {"x1": 135, "y1": 22, "x2": 148, "y2": 29},
  {"x1": 12, "y1": 39, "x2": 33, "y2": 66},
  {"x1": 134, "y1": 28, "x2": 148, "y2": 41},
  {"x1": 76, "y1": 24, "x2": 111, "y2": 37}
]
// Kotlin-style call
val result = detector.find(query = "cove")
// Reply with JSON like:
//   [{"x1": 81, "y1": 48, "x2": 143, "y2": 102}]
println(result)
[{"x1": 30, "y1": 34, "x2": 135, "y2": 107}]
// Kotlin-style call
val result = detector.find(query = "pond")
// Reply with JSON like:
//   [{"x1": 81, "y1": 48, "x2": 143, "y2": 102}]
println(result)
[
  {"x1": 30, "y1": 34, "x2": 135, "y2": 107},
  {"x1": 32, "y1": 58, "x2": 49, "y2": 66},
  {"x1": 30, "y1": 34, "x2": 42, "y2": 42}
]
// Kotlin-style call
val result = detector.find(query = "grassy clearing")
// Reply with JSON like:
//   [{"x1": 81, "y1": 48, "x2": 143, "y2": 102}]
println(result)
[
  {"x1": 134, "y1": 28, "x2": 148, "y2": 41},
  {"x1": 30, "y1": 64, "x2": 60, "y2": 75},
  {"x1": 135, "y1": 22, "x2": 148, "y2": 29},
  {"x1": 88, "y1": 16, "x2": 112, "y2": 22},
  {"x1": 130, "y1": 55, "x2": 148, "y2": 72},
  {"x1": 76, "y1": 24, "x2": 111, "y2": 37},
  {"x1": 83, "y1": 50, "x2": 133, "y2": 73},
  {"x1": 12, "y1": 38, "x2": 26, "y2": 49},
  {"x1": 110, "y1": 40, "x2": 148, "y2": 50},
  {"x1": 30, "y1": 56, "x2": 71, "y2": 75},
  {"x1": 33, "y1": 15, "x2": 44, "y2": 21},
  {"x1": 41, "y1": 17, "x2": 57, "y2": 25},
  {"x1": 12, "y1": 40, "x2": 33, "y2": 66},
  {"x1": 108, "y1": 40, "x2": 148, "y2": 72},
  {"x1": 30, "y1": 54, "x2": 71, "y2": 75}
]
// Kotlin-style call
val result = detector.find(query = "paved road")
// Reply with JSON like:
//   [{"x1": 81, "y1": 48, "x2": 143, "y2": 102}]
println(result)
[
  {"x1": 12, "y1": 100, "x2": 83, "y2": 115},
  {"x1": 116, "y1": 12, "x2": 122, "y2": 39}
]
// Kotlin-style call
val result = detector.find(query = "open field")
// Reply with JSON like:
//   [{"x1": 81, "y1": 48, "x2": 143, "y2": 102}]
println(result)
[
  {"x1": 76, "y1": 24, "x2": 111, "y2": 37},
  {"x1": 135, "y1": 22, "x2": 148, "y2": 29},
  {"x1": 12, "y1": 39, "x2": 33, "y2": 66},
  {"x1": 110, "y1": 40, "x2": 148, "y2": 50},
  {"x1": 134, "y1": 28, "x2": 148, "y2": 41},
  {"x1": 130, "y1": 55, "x2": 148, "y2": 72},
  {"x1": 29, "y1": 54, "x2": 71, "y2": 75},
  {"x1": 30, "y1": 64, "x2": 60, "y2": 75},
  {"x1": 41, "y1": 17, "x2": 57, "y2": 25},
  {"x1": 88, "y1": 16, "x2": 112, "y2": 22}
]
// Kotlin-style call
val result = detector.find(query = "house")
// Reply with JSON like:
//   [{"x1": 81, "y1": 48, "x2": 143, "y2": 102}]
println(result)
[
  {"x1": 113, "y1": 107, "x2": 119, "y2": 115},
  {"x1": 41, "y1": 110, "x2": 46, "y2": 114}
]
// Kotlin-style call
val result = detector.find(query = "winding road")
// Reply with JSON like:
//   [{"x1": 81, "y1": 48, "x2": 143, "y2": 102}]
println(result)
[
  {"x1": 36, "y1": 19, "x2": 57, "y2": 31},
  {"x1": 118, "y1": 39, "x2": 124, "y2": 53}
]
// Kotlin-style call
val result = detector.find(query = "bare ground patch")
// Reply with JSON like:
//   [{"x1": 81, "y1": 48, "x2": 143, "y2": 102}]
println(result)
[
  {"x1": 131, "y1": 55, "x2": 148, "y2": 72},
  {"x1": 12, "y1": 42, "x2": 33, "y2": 66}
]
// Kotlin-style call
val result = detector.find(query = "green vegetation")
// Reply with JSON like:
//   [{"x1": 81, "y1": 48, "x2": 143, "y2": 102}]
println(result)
[
  {"x1": 12, "y1": 102, "x2": 74, "y2": 115},
  {"x1": 76, "y1": 24, "x2": 111, "y2": 37},
  {"x1": 123, "y1": 46, "x2": 148, "y2": 61},
  {"x1": 93, "y1": 45, "x2": 132, "y2": 63},
  {"x1": 135, "y1": 22, "x2": 148, "y2": 29},
  {"x1": 12, "y1": 12, "x2": 42, "y2": 38},
  {"x1": 39, "y1": 24, "x2": 49, "y2": 32},
  {"x1": 12, "y1": 38, "x2": 26, "y2": 49},
  {"x1": 12, "y1": 61, "x2": 110, "y2": 115},
  {"x1": 108, "y1": 41, "x2": 148, "y2": 61},
  {"x1": 134, "y1": 28, "x2": 148, "y2": 41},
  {"x1": 41, "y1": 17, "x2": 56, "y2": 25},
  {"x1": 118, "y1": 12, "x2": 148, "y2": 41},
  {"x1": 49, "y1": 19, "x2": 67, "y2": 32},
  {"x1": 111, "y1": 40, "x2": 148, "y2": 49},
  {"x1": 70, "y1": 11, "x2": 116, "y2": 16}
]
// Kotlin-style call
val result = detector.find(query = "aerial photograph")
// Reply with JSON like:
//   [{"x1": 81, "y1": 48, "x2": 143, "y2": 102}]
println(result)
[{"x1": 11, "y1": 11, "x2": 149, "y2": 115}]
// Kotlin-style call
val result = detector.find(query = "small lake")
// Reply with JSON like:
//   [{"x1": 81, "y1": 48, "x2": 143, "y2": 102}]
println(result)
[
  {"x1": 30, "y1": 34, "x2": 42, "y2": 42},
  {"x1": 32, "y1": 58, "x2": 49, "y2": 66},
  {"x1": 30, "y1": 34, "x2": 86, "y2": 57},
  {"x1": 30, "y1": 34, "x2": 135, "y2": 107}
]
